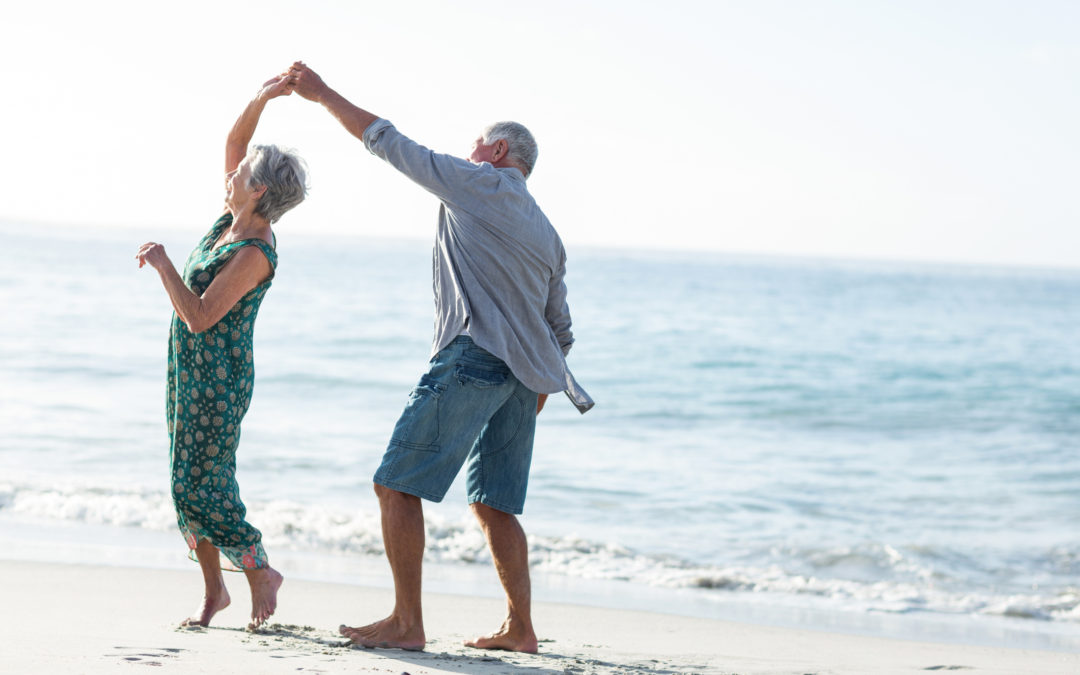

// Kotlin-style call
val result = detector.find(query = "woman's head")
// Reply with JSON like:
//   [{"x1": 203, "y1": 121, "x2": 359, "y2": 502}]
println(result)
[{"x1": 245, "y1": 144, "x2": 308, "y2": 224}]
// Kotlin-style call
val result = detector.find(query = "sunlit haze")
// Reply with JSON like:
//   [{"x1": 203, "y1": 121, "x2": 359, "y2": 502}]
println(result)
[{"x1": 3, "y1": 1, "x2": 1078, "y2": 267}]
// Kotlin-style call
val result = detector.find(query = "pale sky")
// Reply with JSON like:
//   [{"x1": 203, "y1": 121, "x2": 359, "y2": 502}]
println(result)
[{"x1": 3, "y1": 1, "x2": 1078, "y2": 267}]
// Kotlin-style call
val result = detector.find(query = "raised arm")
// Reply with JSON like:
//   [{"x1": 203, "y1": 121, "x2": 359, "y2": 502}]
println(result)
[
  {"x1": 225, "y1": 75, "x2": 293, "y2": 175},
  {"x1": 287, "y1": 61, "x2": 488, "y2": 212},
  {"x1": 287, "y1": 62, "x2": 378, "y2": 143}
]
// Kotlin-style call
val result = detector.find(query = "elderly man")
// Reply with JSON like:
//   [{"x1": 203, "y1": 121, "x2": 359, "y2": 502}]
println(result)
[{"x1": 286, "y1": 62, "x2": 591, "y2": 653}]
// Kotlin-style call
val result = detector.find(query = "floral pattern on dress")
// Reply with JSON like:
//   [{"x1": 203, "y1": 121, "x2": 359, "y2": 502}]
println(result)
[{"x1": 166, "y1": 213, "x2": 277, "y2": 570}]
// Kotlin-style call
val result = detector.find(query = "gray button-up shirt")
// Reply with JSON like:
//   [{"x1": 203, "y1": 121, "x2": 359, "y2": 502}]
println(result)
[{"x1": 363, "y1": 119, "x2": 593, "y2": 413}]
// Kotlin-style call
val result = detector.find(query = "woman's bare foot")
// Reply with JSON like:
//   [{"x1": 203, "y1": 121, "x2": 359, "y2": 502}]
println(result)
[
  {"x1": 244, "y1": 567, "x2": 283, "y2": 630},
  {"x1": 180, "y1": 586, "x2": 231, "y2": 627},
  {"x1": 464, "y1": 617, "x2": 538, "y2": 653},
  {"x1": 339, "y1": 616, "x2": 425, "y2": 651}
]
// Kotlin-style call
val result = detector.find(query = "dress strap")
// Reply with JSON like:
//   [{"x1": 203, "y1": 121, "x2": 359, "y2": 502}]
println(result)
[
  {"x1": 216, "y1": 238, "x2": 278, "y2": 284},
  {"x1": 244, "y1": 239, "x2": 278, "y2": 270},
  {"x1": 198, "y1": 212, "x2": 234, "y2": 251}
]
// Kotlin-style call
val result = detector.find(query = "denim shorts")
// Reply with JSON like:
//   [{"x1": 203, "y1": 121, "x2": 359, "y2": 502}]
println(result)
[{"x1": 374, "y1": 336, "x2": 539, "y2": 514}]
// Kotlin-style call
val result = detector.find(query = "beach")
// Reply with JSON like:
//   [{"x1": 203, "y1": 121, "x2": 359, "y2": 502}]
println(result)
[
  {"x1": 3, "y1": 225, "x2": 1080, "y2": 671},
  {"x1": 1, "y1": 559, "x2": 1076, "y2": 674},
  {"x1": 4, "y1": 1, "x2": 1080, "y2": 671},
  {"x1": 6, "y1": 0, "x2": 1080, "y2": 667}
]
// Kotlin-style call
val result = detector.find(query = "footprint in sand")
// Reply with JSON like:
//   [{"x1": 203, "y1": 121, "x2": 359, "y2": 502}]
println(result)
[{"x1": 109, "y1": 646, "x2": 184, "y2": 666}]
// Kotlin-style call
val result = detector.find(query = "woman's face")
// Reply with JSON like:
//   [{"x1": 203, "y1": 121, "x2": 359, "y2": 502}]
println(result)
[{"x1": 225, "y1": 158, "x2": 259, "y2": 213}]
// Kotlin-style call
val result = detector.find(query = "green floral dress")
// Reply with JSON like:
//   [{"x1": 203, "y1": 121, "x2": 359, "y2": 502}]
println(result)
[{"x1": 167, "y1": 213, "x2": 277, "y2": 570}]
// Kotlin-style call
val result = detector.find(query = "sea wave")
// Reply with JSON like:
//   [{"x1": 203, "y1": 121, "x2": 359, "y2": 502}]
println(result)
[{"x1": 2, "y1": 481, "x2": 1077, "y2": 624}]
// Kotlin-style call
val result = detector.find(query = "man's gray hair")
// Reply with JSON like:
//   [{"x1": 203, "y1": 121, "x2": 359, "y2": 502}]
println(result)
[
  {"x1": 247, "y1": 144, "x2": 308, "y2": 224},
  {"x1": 482, "y1": 121, "x2": 538, "y2": 178}
]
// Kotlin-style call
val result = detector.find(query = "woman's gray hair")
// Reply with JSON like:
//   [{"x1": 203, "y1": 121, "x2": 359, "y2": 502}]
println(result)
[
  {"x1": 247, "y1": 144, "x2": 308, "y2": 224},
  {"x1": 482, "y1": 121, "x2": 538, "y2": 178}
]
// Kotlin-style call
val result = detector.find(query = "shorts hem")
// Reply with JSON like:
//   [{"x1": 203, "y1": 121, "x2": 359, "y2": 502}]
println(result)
[
  {"x1": 467, "y1": 495, "x2": 524, "y2": 516},
  {"x1": 373, "y1": 475, "x2": 447, "y2": 503}
]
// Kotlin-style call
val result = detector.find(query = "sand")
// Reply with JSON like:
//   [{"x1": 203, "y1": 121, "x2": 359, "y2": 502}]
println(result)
[{"x1": 0, "y1": 560, "x2": 1076, "y2": 674}]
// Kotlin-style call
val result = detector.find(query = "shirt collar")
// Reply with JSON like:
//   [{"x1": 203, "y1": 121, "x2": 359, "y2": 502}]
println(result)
[{"x1": 497, "y1": 166, "x2": 527, "y2": 182}]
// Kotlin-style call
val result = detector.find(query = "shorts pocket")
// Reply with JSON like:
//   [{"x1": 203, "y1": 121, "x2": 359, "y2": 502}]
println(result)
[
  {"x1": 389, "y1": 375, "x2": 445, "y2": 451},
  {"x1": 456, "y1": 349, "x2": 510, "y2": 388}
]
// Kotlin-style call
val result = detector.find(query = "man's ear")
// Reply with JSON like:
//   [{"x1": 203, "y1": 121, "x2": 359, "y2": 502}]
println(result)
[
  {"x1": 494, "y1": 139, "x2": 508, "y2": 161},
  {"x1": 251, "y1": 184, "x2": 268, "y2": 202}
]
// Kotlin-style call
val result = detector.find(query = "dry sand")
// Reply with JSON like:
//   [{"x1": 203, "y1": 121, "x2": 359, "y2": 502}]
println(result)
[{"x1": 0, "y1": 560, "x2": 1076, "y2": 674}]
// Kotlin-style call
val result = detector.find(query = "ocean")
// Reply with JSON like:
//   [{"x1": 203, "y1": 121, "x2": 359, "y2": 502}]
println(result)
[{"x1": 1, "y1": 220, "x2": 1078, "y2": 651}]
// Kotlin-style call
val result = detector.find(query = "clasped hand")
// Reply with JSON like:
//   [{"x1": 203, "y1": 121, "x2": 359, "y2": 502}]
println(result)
[
  {"x1": 237, "y1": 62, "x2": 326, "y2": 104},
  {"x1": 281, "y1": 61, "x2": 326, "y2": 102},
  {"x1": 250, "y1": 61, "x2": 317, "y2": 102}
]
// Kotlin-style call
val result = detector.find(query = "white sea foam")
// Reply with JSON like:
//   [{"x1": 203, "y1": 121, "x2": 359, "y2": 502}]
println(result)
[{"x1": 2, "y1": 480, "x2": 1077, "y2": 624}]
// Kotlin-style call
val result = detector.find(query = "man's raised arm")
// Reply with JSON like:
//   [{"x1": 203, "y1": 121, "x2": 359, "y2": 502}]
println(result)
[
  {"x1": 286, "y1": 61, "x2": 482, "y2": 208},
  {"x1": 287, "y1": 61, "x2": 378, "y2": 141}
]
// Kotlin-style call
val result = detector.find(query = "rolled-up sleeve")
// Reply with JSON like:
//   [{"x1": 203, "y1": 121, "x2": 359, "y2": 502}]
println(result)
[{"x1": 363, "y1": 119, "x2": 477, "y2": 206}]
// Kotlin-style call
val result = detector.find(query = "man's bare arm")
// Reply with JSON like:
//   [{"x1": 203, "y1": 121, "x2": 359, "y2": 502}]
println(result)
[{"x1": 288, "y1": 62, "x2": 379, "y2": 141}]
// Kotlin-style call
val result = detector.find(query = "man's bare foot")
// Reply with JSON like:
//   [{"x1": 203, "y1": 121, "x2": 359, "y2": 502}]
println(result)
[
  {"x1": 465, "y1": 619, "x2": 538, "y2": 653},
  {"x1": 180, "y1": 587, "x2": 231, "y2": 627},
  {"x1": 339, "y1": 617, "x2": 425, "y2": 651},
  {"x1": 245, "y1": 567, "x2": 283, "y2": 630}
]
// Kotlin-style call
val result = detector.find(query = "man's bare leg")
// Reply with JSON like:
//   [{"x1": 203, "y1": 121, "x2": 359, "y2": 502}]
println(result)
[
  {"x1": 339, "y1": 484, "x2": 426, "y2": 650},
  {"x1": 181, "y1": 538, "x2": 231, "y2": 627},
  {"x1": 464, "y1": 502, "x2": 538, "y2": 653},
  {"x1": 244, "y1": 565, "x2": 284, "y2": 630}
]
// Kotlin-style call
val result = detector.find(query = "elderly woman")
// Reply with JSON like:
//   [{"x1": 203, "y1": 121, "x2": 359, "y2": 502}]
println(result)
[{"x1": 136, "y1": 74, "x2": 306, "y2": 630}]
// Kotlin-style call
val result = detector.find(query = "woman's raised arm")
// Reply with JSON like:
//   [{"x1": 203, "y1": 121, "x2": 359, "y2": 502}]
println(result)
[{"x1": 225, "y1": 75, "x2": 293, "y2": 175}]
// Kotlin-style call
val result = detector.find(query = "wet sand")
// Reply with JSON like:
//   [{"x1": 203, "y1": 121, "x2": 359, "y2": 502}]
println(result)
[{"x1": 1, "y1": 560, "x2": 1076, "y2": 674}]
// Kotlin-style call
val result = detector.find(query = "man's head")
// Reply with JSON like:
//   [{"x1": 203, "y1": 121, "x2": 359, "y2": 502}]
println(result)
[{"x1": 470, "y1": 121, "x2": 538, "y2": 178}]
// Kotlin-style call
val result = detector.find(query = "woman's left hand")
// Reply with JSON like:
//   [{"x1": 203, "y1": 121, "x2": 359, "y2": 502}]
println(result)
[
  {"x1": 136, "y1": 242, "x2": 170, "y2": 270},
  {"x1": 259, "y1": 74, "x2": 293, "y2": 101}
]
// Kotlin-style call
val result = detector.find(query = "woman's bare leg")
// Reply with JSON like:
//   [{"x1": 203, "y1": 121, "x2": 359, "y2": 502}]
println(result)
[
  {"x1": 181, "y1": 538, "x2": 231, "y2": 627},
  {"x1": 244, "y1": 565, "x2": 284, "y2": 630}
]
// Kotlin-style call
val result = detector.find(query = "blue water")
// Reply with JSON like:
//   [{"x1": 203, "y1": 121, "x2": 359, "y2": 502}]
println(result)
[{"x1": 1, "y1": 220, "x2": 1079, "y2": 647}]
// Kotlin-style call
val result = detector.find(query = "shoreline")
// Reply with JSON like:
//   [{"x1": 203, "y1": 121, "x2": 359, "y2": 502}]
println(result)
[
  {"x1": 2, "y1": 560, "x2": 1079, "y2": 674},
  {"x1": 2, "y1": 512, "x2": 1080, "y2": 657}
]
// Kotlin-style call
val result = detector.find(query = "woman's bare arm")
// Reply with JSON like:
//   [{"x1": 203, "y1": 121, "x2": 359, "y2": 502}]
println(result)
[
  {"x1": 225, "y1": 75, "x2": 293, "y2": 175},
  {"x1": 136, "y1": 243, "x2": 271, "y2": 334}
]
